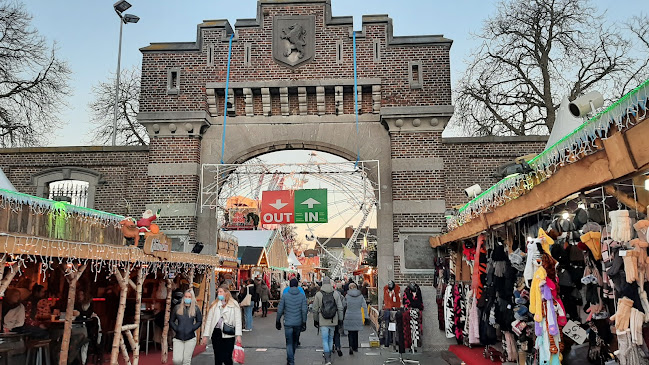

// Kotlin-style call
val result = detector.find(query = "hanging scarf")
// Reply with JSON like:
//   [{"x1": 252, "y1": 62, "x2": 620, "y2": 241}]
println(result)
[{"x1": 472, "y1": 234, "x2": 488, "y2": 301}]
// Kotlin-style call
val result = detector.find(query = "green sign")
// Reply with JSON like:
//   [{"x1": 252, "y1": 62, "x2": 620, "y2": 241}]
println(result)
[{"x1": 294, "y1": 189, "x2": 328, "y2": 223}]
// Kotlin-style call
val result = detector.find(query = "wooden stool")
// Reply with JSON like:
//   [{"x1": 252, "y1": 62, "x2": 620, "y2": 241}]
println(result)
[{"x1": 25, "y1": 339, "x2": 51, "y2": 365}]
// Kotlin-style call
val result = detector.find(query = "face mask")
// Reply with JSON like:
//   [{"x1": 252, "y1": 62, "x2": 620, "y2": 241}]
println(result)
[
  {"x1": 217, "y1": 295, "x2": 225, "y2": 301},
  {"x1": 184, "y1": 298, "x2": 192, "y2": 305}
]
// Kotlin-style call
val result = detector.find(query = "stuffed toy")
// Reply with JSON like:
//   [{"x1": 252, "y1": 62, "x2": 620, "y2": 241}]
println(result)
[
  {"x1": 137, "y1": 209, "x2": 160, "y2": 235},
  {"x1": 120, "y1": 217, "x2": 140, "y2": 246}
]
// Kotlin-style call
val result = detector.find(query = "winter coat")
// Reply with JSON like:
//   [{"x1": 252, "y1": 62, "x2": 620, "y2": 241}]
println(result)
[
  {"x1": 343, "y1": 289, "x2": 368, "y2": 331},
  {"x1": 312, "y1": 283, "x2": 344, "y2": 326},
  {"x1": 277, "y1": 287, "x2": 307, "y2": 327},
  {"x1": 170, "y1": 305, "x2": 203, "y2": 341},
  {"x1": 259, "y1": 284, "x2": 270, "y2": 302},
  {"x1": 203, "y1": 299, "x2": 243, "y2": 339},
  {"x1": 383, "y1": 284, "x2": 401, "y2": 310}
]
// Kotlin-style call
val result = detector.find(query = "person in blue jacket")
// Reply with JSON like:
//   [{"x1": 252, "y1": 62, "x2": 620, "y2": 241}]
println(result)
[{"x1": 276, "y1": 278, "x2": 308, "y2": 365}]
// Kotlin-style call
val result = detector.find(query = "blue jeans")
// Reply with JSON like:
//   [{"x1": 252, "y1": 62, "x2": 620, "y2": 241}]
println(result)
[
  {"x1": 320, "y1": 326, "x2": 335, "y2": 354},
  {"x1": 244, "y1": 305, "x2": 253, "y2": 330},
  {"x1": 284, "y1": 325, "x2": 301, "y2": 365}
]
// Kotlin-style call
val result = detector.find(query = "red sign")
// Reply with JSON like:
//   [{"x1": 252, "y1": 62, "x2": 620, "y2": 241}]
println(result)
[{"x1": 261, "y1": 190, "x2": 294, "y2": 224}]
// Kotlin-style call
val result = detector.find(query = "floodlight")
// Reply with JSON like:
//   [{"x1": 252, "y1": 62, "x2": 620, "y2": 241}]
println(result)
[
  {"x1": 123, "y1": 14, "x2": 140, "y2": 24},
  {"x1": 114, "y1": 0, "x2": 132, "y2": 13}
]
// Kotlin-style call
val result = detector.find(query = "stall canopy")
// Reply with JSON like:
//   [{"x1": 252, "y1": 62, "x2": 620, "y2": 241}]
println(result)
[{"x1": 431, "y1": 78, "x2": 649, "y2": 247}]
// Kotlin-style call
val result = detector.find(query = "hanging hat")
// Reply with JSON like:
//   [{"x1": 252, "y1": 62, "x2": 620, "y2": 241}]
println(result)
[
  {"x1": 573, "y1": 208, "x2": 589, "y2": 230},
  {"x1": 580, "y1": 231, "x2": 602, "y2": 260},
  {"x1": 538, "y1": 228, "x2": 555, "y2": 254},
  {"x1": 582, "y1": 222, "x2": 602, "y2": 234}
]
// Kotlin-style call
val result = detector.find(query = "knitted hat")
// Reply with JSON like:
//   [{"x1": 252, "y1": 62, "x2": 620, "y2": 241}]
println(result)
[
  {"x1": 538, "y1": 228, "x2": 555, "y2": 254},
  {"x1": 580, "y1": 231, "x2": 602, "y2": 260},
  {"x1": 582, "y1": 222, "x2": 602, "y2": 234},
  {"x1": 573, "y1": 208, "x2": 589, "y2": 229},
  {"x1": 290, "y1": 278, "x2": 299, "y2": 287}
]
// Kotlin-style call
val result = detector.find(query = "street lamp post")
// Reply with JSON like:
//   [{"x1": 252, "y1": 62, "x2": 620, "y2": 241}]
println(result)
[{"x1": 112, "y1": 1, "x2": 139, "y2": 146}]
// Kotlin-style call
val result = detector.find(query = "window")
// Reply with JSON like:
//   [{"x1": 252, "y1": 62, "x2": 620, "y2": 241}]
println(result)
[
  {"x1": 336, "y1": 40, "x2": 343, "y2": 63},
  {"x1": 408, "y1": 61, "x2": 423, "y2": 89},
  {"x1": 167, "y1": 68, "x2": 180, "y2": 94},
  {"x1": 207, "y1": 44, "x2": 214, "y2": 66},
  {"x1": 373, "y1": 40, "x2": 381, "y2": 62},
  {"x1": 48, "y1": 180, "x2": 90, "y2": 207},
  {"x1": 244, "y1": 43, "x2": 252, "y2": 67}
]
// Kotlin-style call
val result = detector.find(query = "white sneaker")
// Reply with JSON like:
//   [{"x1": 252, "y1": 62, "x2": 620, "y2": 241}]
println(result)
[{"x1": 242, "y1": 329, "x2": 252, "y2": 332}]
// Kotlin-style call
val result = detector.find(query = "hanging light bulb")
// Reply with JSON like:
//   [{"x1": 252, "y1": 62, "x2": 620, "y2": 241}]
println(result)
[
  {"x1": 578, "y1": 202, "x2": 586, "y2": 210},
  {"x1": 562, "y1": 211, "x2": 570, "y2": 220}
]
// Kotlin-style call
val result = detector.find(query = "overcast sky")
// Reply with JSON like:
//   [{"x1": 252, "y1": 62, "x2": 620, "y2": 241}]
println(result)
[{"x1": 22, "y1": 0, "x2": 640, "y2": 146}]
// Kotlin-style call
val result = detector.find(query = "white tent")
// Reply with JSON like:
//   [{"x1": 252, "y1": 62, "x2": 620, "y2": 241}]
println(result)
[
  {"x1": 0, "y1": 168, "x2": 15, "y2": 191},
  {"x1": 287, "y1": 249, "x2": 302, "y2": 267}
]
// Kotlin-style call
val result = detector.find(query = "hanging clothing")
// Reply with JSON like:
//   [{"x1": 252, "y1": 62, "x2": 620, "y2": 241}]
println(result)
[{"x1": 444, "y1": 285, "x2": 454, "y2": 339}]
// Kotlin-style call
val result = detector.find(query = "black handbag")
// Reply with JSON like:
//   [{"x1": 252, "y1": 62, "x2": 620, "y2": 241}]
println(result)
[{"x1": 222, "y1": 322, "x2": 236, "y2": 336}]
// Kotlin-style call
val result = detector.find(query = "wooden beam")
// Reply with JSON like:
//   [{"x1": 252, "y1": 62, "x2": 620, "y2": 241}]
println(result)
[
  {"x1": 110, "y1": 266, "x2": 130, "y2": 365},
  {"x1": 161, "y1": 278, "x2": 173, "y2": 363},
  {"x1": 0, "y1": 264, "x2": 19, "y2": 296},
  {"x1": 132, "y1": 267, "x2": 144, "y2": 365},
  {"x1": 605, "y1": 185, "x2": 647, "y2": 214},
  {"x1": 59, "y1": 264, "x2": 87, "y2": 365}
]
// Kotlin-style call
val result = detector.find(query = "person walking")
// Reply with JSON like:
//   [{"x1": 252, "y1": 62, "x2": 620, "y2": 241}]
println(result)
[
  {"x1": 259, "y1": 280, "x2": 270, "y2": 318},
  {"x1": 170, "y1": 289, "x2": 203, "y2": 365},
  {"x1": 240, "y1": 279, "x2": 254, "y2": 331},
  {"x1": 312, "y1": 277, "x2": 344, "y2": 365},
  {"x1": 276, "y1": 278, "x2": 308, "y2": 365},
  {"x1": 202, "y1": 285, "x2": 243, "y2": 365},
  {"x1": 344, "y1": 283, "x2": 367, "y2": 355}
]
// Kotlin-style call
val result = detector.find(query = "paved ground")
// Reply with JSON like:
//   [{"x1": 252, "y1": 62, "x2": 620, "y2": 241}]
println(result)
[{"x1": 193, "y1": 312, "x2": 460, "y2": 365}]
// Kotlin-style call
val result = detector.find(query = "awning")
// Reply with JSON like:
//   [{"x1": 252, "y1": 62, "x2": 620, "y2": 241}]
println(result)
[{"x1": 431, "y1": 79, "x2": 649, "y2": 247}]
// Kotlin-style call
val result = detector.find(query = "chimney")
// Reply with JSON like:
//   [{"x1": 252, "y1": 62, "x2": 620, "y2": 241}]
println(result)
[{"x1": 345, "y1": 226, "x2": 354, "y2": 238}]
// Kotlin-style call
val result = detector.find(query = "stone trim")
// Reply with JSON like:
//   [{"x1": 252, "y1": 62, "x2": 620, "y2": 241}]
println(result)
[
  {"x1": 393, "y1": 200, "x2": 445, "y2": 214},
  {"x1": 391, "y1": 157, "x2": 443, "y2": 171},
  {"x1": 382, "y1": 105, "x2": 454, "y2": 132},
  {"x1": 0, "y1": 146, "x2": 148, "y2": 154},
  {"x1": 208, "y1": 114, "x2": 380, "y2": 125},
  {"x1": 145, "y1": 203, "x2": 197, "y2": 217},
  {"x1": 147, "y1": 163, "x2": 199, "y2": 176},
  {"x1": 442, "y1": 135, "x2": 549, "y2": 144},
  {"x1": 206, "y1": 78, "x2": 381, "y2": 89},
  {"x1": 138, "y1": 111, "x2": 211, "y2": 138}
]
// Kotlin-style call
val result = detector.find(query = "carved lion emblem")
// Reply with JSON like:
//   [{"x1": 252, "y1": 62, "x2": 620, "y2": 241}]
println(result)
[{"x1": 280, "y1": 23, "x2": 307, "y2": 59}]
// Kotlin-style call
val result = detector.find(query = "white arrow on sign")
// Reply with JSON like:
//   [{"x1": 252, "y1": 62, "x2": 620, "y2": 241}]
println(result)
[
  {"x1": 301, "y1": 198, "x2": 321, "y2": 209},
  {"x1": 269, "y1": 199, "x2": 288, "y2": 210}
]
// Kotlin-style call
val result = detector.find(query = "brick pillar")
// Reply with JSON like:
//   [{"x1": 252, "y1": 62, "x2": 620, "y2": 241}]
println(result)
[{"x1": 138, "y1": 111, "x2": 210, "y2": 250}]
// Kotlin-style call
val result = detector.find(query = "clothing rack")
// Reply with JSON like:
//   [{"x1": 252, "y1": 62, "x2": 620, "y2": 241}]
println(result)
[{"x1": 383, "y1": 353, "x2": 419, "y2": 365}]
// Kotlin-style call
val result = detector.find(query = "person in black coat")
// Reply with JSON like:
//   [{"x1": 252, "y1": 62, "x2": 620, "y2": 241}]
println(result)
[{"x1": 170, "y1": 289, "x2": 203, "y2": 365}]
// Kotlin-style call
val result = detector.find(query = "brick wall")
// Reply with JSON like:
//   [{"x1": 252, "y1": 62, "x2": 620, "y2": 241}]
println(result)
[
  {"x1": 389, "y1": 133, "x2": 546, "y2": 285},
  {"x1": 0, "y1": 147, "x2": 149, "y2": 216},
  {"x1": 139, "y1": 3, "x2": 452, "y2": 115}
]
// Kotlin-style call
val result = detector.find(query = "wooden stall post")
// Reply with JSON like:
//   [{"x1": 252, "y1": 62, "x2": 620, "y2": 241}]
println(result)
[
  {"x1": 59, "y1": 264, "x2": 87, "y2": 365},
  {"x1": 110, "y1": 266, "x2": 131, "y2": 365},
  {"x1": 132, "y1": 267, "x2": 144, "y2": 365},
  {"x1": 0, "y1": 258, "x2": 21, "y2": 296},
  {"x1": 200, "y1": 269, "x2": 212, "y2": 336},
  {"x1": 161, "y1": 278, "x2": 173, "y2": 363}
]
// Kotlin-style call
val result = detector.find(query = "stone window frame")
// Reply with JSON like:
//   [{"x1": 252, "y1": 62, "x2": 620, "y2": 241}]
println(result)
[
  {"x1": 373, "y1": 39, "x2": 381, "y2": 62},
  {"x1": 408, "y1": 61, "x2": 423, "y2": 89},
  {"x1": 244, "y1": 43, "x2": 252, "y2": 67},
  {"x1": 207, "y1": 44, "x2": 215, "y2": 66},
  {"x1": 167, "y1": 68, "x2": 181, "y2": 95},
  {"x1": 336, "y1": 39, "x2": 343, "y2": 64},
  {"x1": 31, "y1": 167, "x2": 104, "y2": 209}
]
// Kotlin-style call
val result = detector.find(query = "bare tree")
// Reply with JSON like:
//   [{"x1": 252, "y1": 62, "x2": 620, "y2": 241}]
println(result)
[
  {"x1": 618, "y1": 14, "x2": 649, "y2": 98},
  {"x1": 0, "y1": 0, "x2": 70, "y2": 146},
  {"x1": 454, "y1": 0, "x2": 640, "y2": 136},
  {"x1": 88, "y1": 66, "x2": 147, "y2": 146}
]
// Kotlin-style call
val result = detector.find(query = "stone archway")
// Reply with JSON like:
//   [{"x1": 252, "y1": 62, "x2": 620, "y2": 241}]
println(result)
[{"x1": 197, "y1": 118, "x2": 395, "y2": 291}]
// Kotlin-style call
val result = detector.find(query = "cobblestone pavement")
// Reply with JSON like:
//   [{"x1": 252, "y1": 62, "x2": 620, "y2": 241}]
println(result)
[{"x1": 193, "y1": 312, "x2": 460, "y2": 365}]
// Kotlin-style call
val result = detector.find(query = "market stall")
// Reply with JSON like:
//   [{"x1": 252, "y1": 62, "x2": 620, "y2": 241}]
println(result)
[
  {"x1": 0, "y1": 188, "x2": 220, "y2": 365},
  {"x1": 428, "y1": 79, "x2": 649, "y2": 364}
]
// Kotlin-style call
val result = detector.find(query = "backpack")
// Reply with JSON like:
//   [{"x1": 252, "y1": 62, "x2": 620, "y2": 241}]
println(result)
[{"x1": 320, "y1": 291, "x2": 338, "y2": 320}]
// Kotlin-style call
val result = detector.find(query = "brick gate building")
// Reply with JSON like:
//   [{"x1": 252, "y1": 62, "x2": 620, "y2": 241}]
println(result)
[{"x1": 0, "y1": 0, "x2": 546, "y2": 348}]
